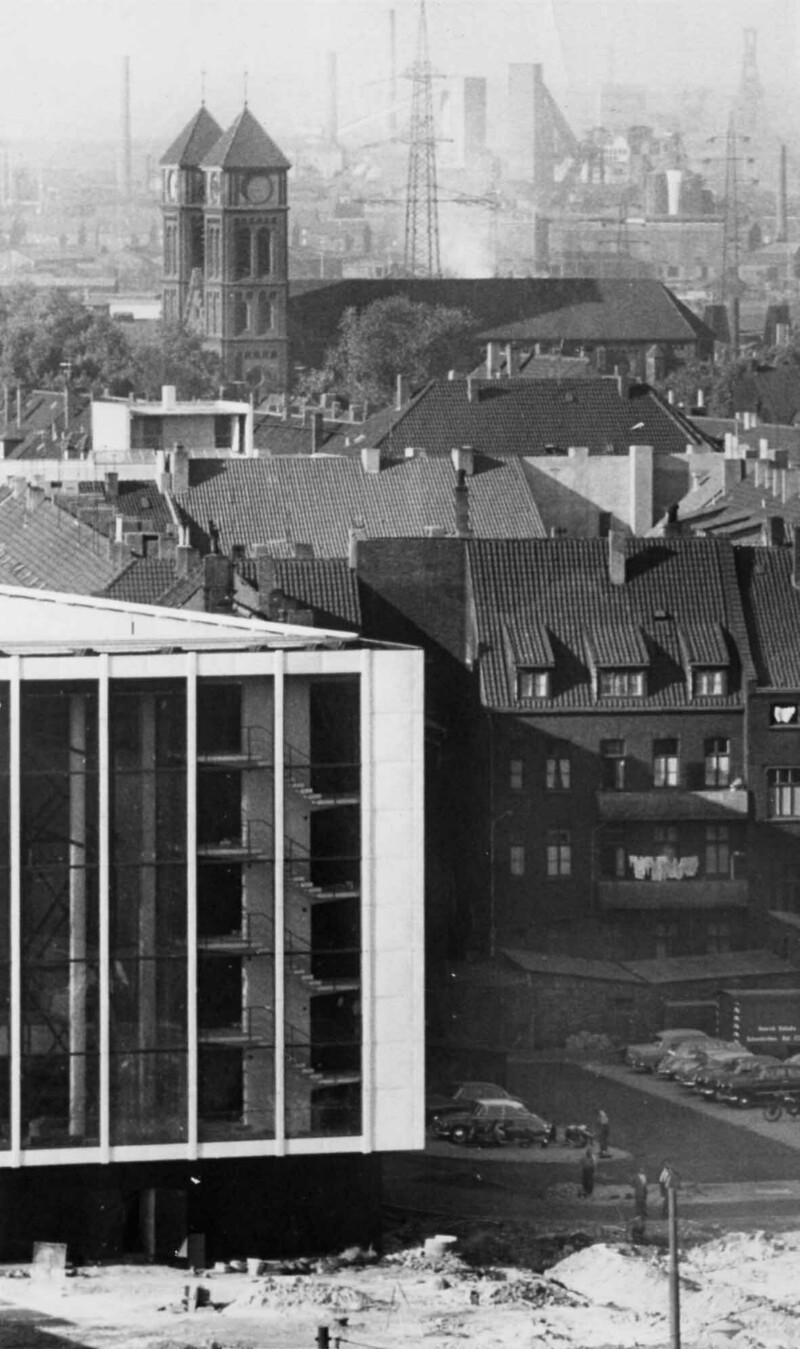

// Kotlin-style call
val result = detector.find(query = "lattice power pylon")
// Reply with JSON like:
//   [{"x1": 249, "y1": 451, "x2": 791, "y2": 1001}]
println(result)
[
  {"x1": 403, "y1": 0, "x2": 441, "y2": 278},
  {"x1": 732, "y1": 27, "x2": 764, "y2": 142}
]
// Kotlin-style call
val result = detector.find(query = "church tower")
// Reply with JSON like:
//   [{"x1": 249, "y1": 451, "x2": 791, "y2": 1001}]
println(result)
[
  {"x1": 201, "y1": 107, "x2": 291, "y2": 395},
  {"x1": 160, "y1": 105, "x2": 224, "y2": 326}
]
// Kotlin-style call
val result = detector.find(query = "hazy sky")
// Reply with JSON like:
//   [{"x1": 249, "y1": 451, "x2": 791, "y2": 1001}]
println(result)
[{"x1": 1, "y1": 0, "x2": 797, "y2": 147}]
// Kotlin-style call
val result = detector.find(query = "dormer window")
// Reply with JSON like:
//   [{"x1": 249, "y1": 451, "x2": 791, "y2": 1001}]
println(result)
[
  {"x1": 693, "y1": 668, "x2": 727, "y2": 697},
  {"x1": 599, "y1": 669, "x2": 645, "y2": 698},
  {"x1": 517, "y1": 668, "x2": 550, "y2": 700}
]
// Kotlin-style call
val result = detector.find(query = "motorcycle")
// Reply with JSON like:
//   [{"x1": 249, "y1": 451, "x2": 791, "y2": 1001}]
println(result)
[{"x1": 763, "y1": 1094, "x2": 800, "y2": 1122}]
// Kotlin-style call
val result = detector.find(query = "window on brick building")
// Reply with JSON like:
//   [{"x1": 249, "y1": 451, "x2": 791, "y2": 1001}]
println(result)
[
  {"x1": 600, "y1": 738, "x2": 626, "y2": 790},
  {"x1": 704, "y1": 737, "x2": 730, "y2": 787},
  {"x1": 545, "y1": 745, "x2": 571, "y2": 791},
  {"x1": 653, "y1": 738, "x2": 679, "y2": 787},
  {"x1": 654, "y1": 825, "x2": 679, "y2": 862},
  {"x1": 517, "y1": 668, "x2": 549, "y2": 699},
  {"x1": 546, "y1": 830, "x2": 572, "y2": 877},
  {"x1": 707, "y1": 921, "x2": 730, "y2": 954},
  {"x1": 769, "y1": 768, "x2": 800, "y2": 818},
  {"x1": 705, "y1": 824, "x2": 730, "y2": 877},
  {"x1": 599, "y1": 669, "x2": 645, "y2": 697},
  {"x1": 509, "y1": 758, "x2": 524, "y2": 791},
  {"x1": 655, "y1": 922, "x2": 678, "y2": 959},
  {"x1": 509, "y1": 845, "x2": 525, "y2": 876}
]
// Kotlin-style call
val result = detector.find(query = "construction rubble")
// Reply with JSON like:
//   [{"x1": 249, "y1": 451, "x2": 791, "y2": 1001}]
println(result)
[{"x1": 1, "y1": 1229, "x2": 800, "y2": 1348}]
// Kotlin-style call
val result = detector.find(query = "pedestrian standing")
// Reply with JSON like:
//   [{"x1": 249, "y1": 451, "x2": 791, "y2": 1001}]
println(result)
[
  {"x1": 597, "y1": 1108, "x2": 610, "y2": 1157},
  {"x1": 633, "y1": 1165, "x2": 648, "y2": 1220},
  {"x1": 580, "y1": 1144, "x2": 596, "y2": 1198},
  {"x1": 658, "y1": 1161, "x2": 673, "y2": 1218}
]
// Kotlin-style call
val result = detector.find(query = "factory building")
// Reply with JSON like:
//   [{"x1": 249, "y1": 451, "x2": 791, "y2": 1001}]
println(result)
[{"x1": 0, "y1": 587, "x2": 423, "y2": 1261}]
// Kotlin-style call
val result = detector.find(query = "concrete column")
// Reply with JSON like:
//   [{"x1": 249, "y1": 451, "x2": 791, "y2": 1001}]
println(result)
[
  {"x1": 137, "y1": 697, "x2": 157, "y2": 1115},
  {"x1": 629, "y1": 444, "x2": 654, "y2": 536},
  {"x1": 68, "y1": 695, "x2": 87, "y2": 1137}
]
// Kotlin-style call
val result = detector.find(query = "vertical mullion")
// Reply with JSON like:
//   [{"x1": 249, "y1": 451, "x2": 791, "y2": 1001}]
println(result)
[
  {"x1": 186, "y1": 655, "x2": 198, "y2": 1156},
  {"x1": 274, "y1": 655, "x2": 285, "y2": 1153},
  {"x1": 359, "y1": 651, "x2": 374, "y2": 1152},
  {"x1": 98, "y1": 655, "x2": 110, "y2": 1161},
  {"x1": 9, "y1": 658, "x2": 20, "y2": 1164}
]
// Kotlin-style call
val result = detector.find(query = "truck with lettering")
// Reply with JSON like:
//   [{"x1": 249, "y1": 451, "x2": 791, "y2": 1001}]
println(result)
[{"x1": 717, "y1": 988, "x2": 800, "y2": 1057}]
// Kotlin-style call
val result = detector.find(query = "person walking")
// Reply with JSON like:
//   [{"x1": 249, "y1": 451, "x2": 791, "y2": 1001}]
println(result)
[
  {"x1": 597, "y1": 1108, "x2": 610, "y2": 1157},
  {"x1": 580, "y1": 1144, "x2": 596, "y2": 1198}
]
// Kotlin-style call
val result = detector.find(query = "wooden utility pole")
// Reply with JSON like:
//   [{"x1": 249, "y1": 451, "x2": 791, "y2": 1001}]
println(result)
[{"x1": 668, "y1": 1182, "x2": 680, "y2": 1349}]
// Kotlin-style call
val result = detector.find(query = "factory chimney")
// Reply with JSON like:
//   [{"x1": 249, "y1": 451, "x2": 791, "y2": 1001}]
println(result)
[
  {"x1": 119, "y1": 55, "x2": 132, "y2": 200},
  {"x1": 389, "y1": 9, "x2": 398, "y2": 139},
  {"x1": 327, "y1": 51, "x2": 339, "y2": 144},
  {"x1": 777, "y1": 143, "x2": 788, "y2": 244}
]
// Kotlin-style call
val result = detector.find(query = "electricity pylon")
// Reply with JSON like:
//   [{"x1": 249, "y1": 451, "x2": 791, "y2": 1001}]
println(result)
[{"x1": 403, "y1": 0, "x2": 441, "y2": 277}]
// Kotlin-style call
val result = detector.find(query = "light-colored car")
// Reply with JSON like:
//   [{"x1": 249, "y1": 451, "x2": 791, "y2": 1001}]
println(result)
[
  {"x1": 625, "y1": 1028, "x2": 709, "y2": 1073},
  {"x1": 656, "y1": 1038, "x2": 745, "y2": 1078}
]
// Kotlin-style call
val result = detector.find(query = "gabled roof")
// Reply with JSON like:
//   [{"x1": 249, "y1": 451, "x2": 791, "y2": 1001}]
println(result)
[
  {"x1": 103, "y1": 557, "x2": 185, "y2": 606},
  {"x1": 682, "y1": 477, "x2": 800, "y2": 544},
  {"x1": 469, "y1": 536, "x2": 754, "y2": 711},
  {"x1": 735, "y1": 361, "x2": 800, "y2": 426},
  {"x1": 737, "y1": 547, "x2": 800, "y2": 689},
  {"x1": 173, "y1": 455, "x2": 545, "y2": 558},
  {"x1": 325, "y1": 377, "x2": 718, "y2": 460},
  {"x1": 479, "y1": 279, "x2": 711, "y2": 345},
  {"x1": 160, "y1": 105, "x2": 224, "y2": 167},
  {"x1": 272, "y1": 558, "x2": 361, "y2": 630},
  {"x1": 0, "y1": 493, "x2": 122, "y2": 595},
  {"x1": 678, "y1": 620, "x2": 730, "y2": 667},
  {"x1": 203, "y1": 107, "x2": 291, "y2": 171}
]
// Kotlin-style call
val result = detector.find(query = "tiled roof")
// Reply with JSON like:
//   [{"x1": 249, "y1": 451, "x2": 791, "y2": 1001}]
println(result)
[
  {"x1": 468, "y1": 536, "x2": 754, "y2": 711},
  {"x1": 690, "y1": 415, "x2": 800, "y2": 462},
  {"x1": 273, "y1": 559, "x2": 361, "y2": 629},
  {"x1": 160, "y1": 106, "x2": 224, "y2": 167},
  {"x1": 158, "y1": 565, "x2": 205, "y2": 609},
  {"x1": 325, "y1": 377, "x2": 717, "y2": 459},
  {"x1": 737, "y1": 547, "x2": 800, "y2": 688},
  {"x1": 0, "y1": 389, "x2": 90, "y2": 458},
  {"x1": 501, "y1": 616, "x2": 554, "y2": 667},
  {"x1": 173, "y1": 456, "x2": 545, "y2": 558},
  {"x1": 678, "y1": 620, "x2": 729, "y2": 666},
  {"x1": 0, "y1": 495, "x2": 121, "y2": 593},
  {"x1": 682, "y1": 478, "x2": 800, "y2": 544},
  {"x1": 203, "y1": 107, "x2": 290, "y2": 170},
  {"x1": 287, "y1": 278, "x2": 714, "y2": 371},
  {"x1": 587, "y1": 620, "x2": 649, "y2": 666},
  {"x1": 55, "y1": 480, "x2": 174, "y2": 539},
  {"x1": 103, "y1": 558, "x2": 181, "y2": 605},
  {"x1": 253, "y1": 418, "x2": 342, "y2": 455}
]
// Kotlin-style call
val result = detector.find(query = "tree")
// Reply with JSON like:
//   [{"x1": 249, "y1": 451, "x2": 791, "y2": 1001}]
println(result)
[
  {"x1": 0, "y1": 287, "x2": 136, "y2": 394},
  {"x1": 131, "y1": 323, "x2": 221, "y2": 400},
  {"x1": 301, "y1": 295, "x2": 477, "y2": 405},
  {"x1": 655, "y1": 355, "x2": 748, "y2": 419}
]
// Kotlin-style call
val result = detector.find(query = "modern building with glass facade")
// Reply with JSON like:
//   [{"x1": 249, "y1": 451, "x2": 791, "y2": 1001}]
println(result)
[{"x1": 0, "y1": 587, "x2": 423, "y2": 1261}]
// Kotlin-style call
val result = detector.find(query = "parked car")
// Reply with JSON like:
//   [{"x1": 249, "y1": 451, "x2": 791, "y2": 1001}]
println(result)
[
  {"x1": 695, "y1": 1054, "x2": 781, "y2": 1099},
  {"x1": 717, "y1": 1061, "x2": 800, "y2": 1108},
  {"x1": 625, "y1": 1028, "x2": 709, "y2": 1073},
  {"x1": 656, "y1": 1038, "x2": 742, "y2": 1079},
  {"x1": 673, "y1": 1047, "x2": 753, "y2": 1089},
  {"x1": 425, "y1": 1081, "x2": 516, "y2": 1125},
  {"x1": 432, "y1": 1098, "x2": 551, "y2": 1147}
]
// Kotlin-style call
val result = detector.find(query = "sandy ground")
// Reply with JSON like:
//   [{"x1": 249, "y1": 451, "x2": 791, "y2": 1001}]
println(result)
[{"x1": 3, "y1": 1226, "x2": 800, "y2": 1349}]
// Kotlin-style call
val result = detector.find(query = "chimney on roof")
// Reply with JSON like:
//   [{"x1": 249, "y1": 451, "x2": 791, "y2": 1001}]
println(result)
[
  {"x1": 361, "y1": 446, "x2": 381, "y2": 474},
  {"x1": 255, "y1": 553, "x2": 276, "y2": 601},
  {"x1": 454, "y1": 468, "x2": 472, "y2": 538},
  {"x1": 486, "y1": 341, "x2": 501, "y2": 379},
  {"x1": 504, "y1": 344, "x2": 519, "y2": 378},
  {"x1": 608, "y1": 529, "x2": 626, "y2": 585},
  {"x1": 105, "y1": 471, "x2": 119, "y2": 501},
  {"x1": 203, "y1": 553, "x2": 233, "y2": 613},
  {"x1": 667, "y1": 389, "x2": 675, "y2": 405},
  {"x1": 695, "y1": 388, "x2": 705, "y2": 411},
  {"x1": 451, "y1": 445, "x2": 475, "y2": 476},
  {"x1": 723, "y1": 457, "x2": 745, "y2": 492},
  {"x1": 171, "y1": 441, "x2": 189, "y2": 494},
  {"x1": 763, "y1": 515, "x2": 785, "y2": 548},
  {"x1": 175, "y1": 523, "x2": 198, "y2": 578},
  {"x1": 10, "y1": 475, "x2": 25, "y2": 500},
  {"x1": 162, "y1": 385, "x2": 177, "y2": 411},
  {"x1": 466, "y1": 375, "x2": 476, "y2": 402},
  {"x1": 310, "y1": 410, "x2": 324, "y2": 454},
  {"x1": 25, "y1": 482, "x2": 45, "y2": 512}
]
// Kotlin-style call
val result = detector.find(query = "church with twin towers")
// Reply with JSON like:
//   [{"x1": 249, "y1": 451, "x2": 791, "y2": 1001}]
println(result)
[{"x1": 160, "y1": 102, "x2": 290, "y2": 394}]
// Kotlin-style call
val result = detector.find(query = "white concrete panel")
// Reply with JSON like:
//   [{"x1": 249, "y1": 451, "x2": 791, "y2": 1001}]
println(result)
[
  {"x1": 374, "y1": 761, "x2": 415, "y2": 811},
  {"x1": 373, "y1": 898, "x2": 415, "y2": 951},
  {"x1": 373, "y1": 808, "x2": 415, "y2": 860},
  {"x1": 371, "y1": 711, "x2": 417, "y2": 765},
  {"x1": 373, "y1": 1089, "x2": 424, "y2": 1151}
]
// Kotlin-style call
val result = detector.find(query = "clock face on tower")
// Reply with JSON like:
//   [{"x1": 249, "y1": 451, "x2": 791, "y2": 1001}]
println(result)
[{"x1": 244, "y1": 173, "x2": 274, "y2": 204}]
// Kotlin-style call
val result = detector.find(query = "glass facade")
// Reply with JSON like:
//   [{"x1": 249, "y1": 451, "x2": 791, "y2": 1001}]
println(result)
[{"x1": 2, "y1": 668, "x2": 363, "y2": 1158}]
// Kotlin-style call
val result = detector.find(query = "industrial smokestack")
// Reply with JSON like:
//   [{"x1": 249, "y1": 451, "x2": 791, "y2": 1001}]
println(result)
[
  {"x1": 777, "y1": 143, "x2": 788, "y2": 243},
  {"x1": 389, "y1": 9, "x2": 397, "y2": 139},
  {"x1": 327, "y1": 51, "x2": 339, "y2": 144},
  {"x1": 119, "y1": 55, "x2": 132, "y2": 200},
  {"x1": 463, "y1": 77, "x2": 487, "y2": 169}
]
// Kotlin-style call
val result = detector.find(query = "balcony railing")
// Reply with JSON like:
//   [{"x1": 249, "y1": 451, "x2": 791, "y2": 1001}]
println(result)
[{"x1": 598, "y1": 877, "x2": 749, "y2": 910}]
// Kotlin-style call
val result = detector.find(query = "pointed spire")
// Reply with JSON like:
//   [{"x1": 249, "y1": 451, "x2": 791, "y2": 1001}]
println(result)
[
  {"x1": 161, "y1": 105, "x2": 224, "y2": 166},
  {"x1": 203, "y1": 106, "x2": 291, "y2": 171}
]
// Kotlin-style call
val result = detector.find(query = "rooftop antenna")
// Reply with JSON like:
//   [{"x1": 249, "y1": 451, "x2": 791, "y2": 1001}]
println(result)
[
  {"x1": 201, "y1": 69, "x2": 206, "y2": 105},
  {"x1": 403, "y1": 0, "x2": 441, "y2": 277},
  {"x1": 243, "y1": 69, "x2": 249, "y2": 108}
]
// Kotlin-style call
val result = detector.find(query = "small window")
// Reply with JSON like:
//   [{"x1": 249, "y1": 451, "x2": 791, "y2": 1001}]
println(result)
[
  {"x1": 653, "y1": 738, "x2": 679, "y2": 788},
  {"x1": 654, "y1": 824, "x2": 679, "y2": 860},
  {"x1": 545, "y1": 746, "x2": 571, "y2": 791},
  {"x1": 704, "y1": 737, "x2": 730, "y2": 788},
  {"x1": 510, "y1": 845, "x2": 526, "y2": 877},
  {"x1": 517, "y1": 669, "x2": 549, "y2": 699},
  {"x1": 694, "y1": 668, "x2": 727, "y2": 697},
  {"x1": 255, "y1": 227, "x2": 272, "y2": 276},
  {"x1": 509, "y1": 758, "x2": 524, "y2": 791},
  {"x1": 771, "y1": 703, "x2": 799, "y2": 726},
  {"x1": 600, "y1": 738, "x2": 626, "y2": 790},
  {"x1": 546, "y1": 830, "x2": 572, "y2": 877},
  {"x1": 769, "y1": 767, "x2": 800, "y2": 818},
  {"x1": 705, "y1": 824, "x2": 730, "y2": 877},
  {"x1": 599, "y1": 669, "x2": 645, "y2": 697},
  {"x1": 234, "y1": 222, "x2": 251, "y2": 279},
  {"x1": 707, "y1": 921, "x2": 730, "y2": 954}
]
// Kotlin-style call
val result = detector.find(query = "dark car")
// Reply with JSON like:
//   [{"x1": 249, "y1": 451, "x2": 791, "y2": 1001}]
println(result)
[
  {"x1": 695, "y1": 1054, "x2": 781, "y2": 1099},
  {"x1": 425, "y1": 1081, "x2": 515, "y2": 1125},
  {"x1": 432, "y1": 1098, "x2": 551, "y2": 1147},
  {"x1": 717, "y1": 1061, "x2": 800, "y2": 1107}
]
